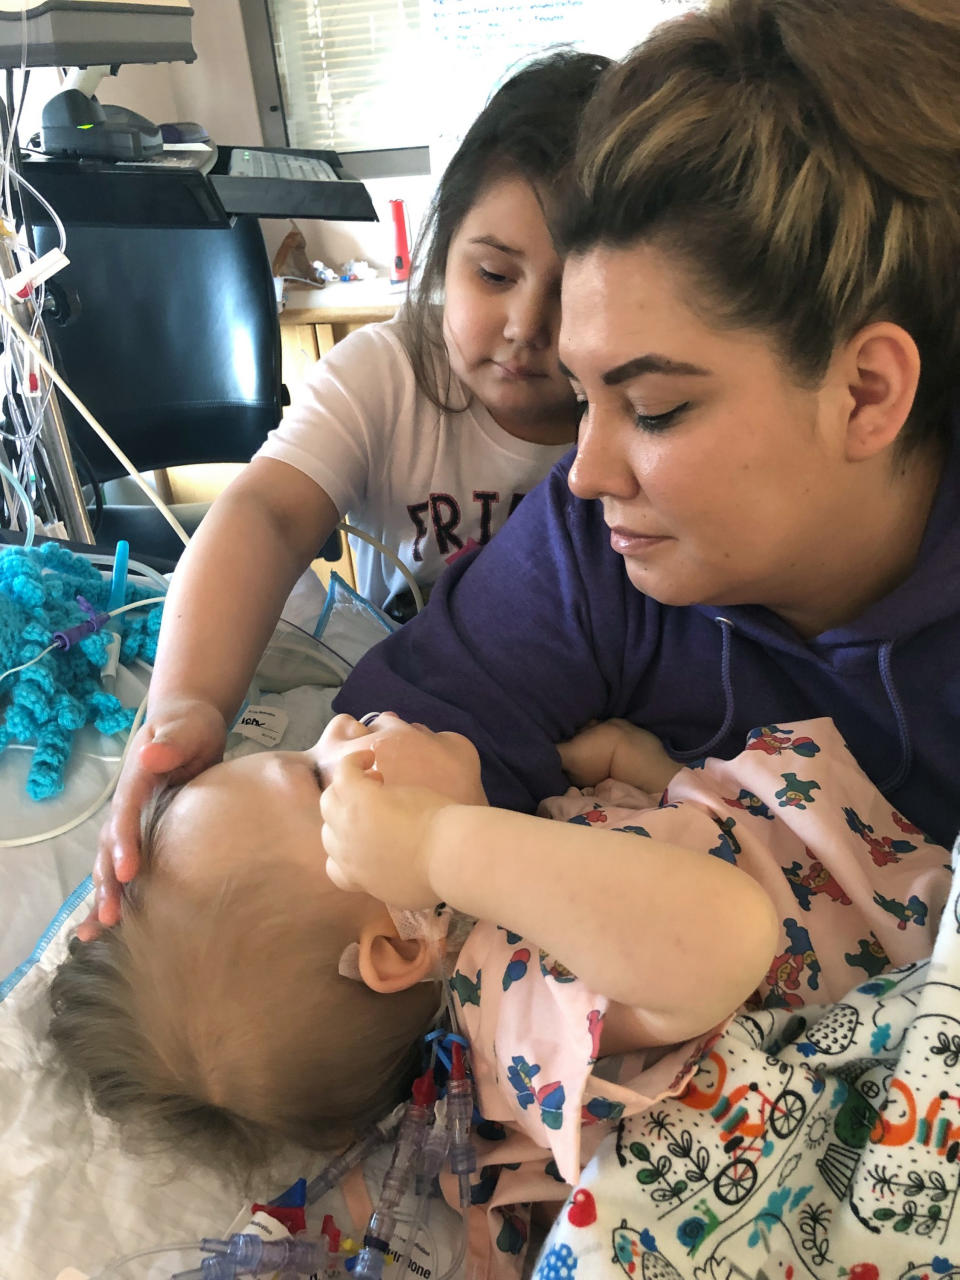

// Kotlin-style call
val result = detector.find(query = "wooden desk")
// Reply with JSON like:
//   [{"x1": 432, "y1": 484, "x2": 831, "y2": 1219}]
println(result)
[{"x1": 279, "y1": 279, "x2": 401, "y2": 383}]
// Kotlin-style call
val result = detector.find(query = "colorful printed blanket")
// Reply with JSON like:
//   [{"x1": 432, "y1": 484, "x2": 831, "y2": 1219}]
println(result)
[{"x1": 534, "y1": 840, "x2": 960, "y2": 1280}]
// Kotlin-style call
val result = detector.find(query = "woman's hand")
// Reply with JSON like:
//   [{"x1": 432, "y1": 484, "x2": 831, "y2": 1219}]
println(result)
[
  {"x1": 320, "y1": 750, "x2": 457, "y2": 909},
  {"x1": 558, "y1": 718, "x2": 679, "y2": 792},
  {"x1": 76, "y1": 698, "x2": 228, "y2": 940}
]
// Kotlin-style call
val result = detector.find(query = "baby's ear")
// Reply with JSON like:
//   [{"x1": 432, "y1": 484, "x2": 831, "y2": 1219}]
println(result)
[{"x1": 356, "y1": 915, "x2": 436, "y2": 993}]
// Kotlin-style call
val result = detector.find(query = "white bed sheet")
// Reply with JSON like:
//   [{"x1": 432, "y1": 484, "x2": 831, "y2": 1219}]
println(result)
[{"x1": 0, "y1": 590, "x2": 466, "y2": 1280}]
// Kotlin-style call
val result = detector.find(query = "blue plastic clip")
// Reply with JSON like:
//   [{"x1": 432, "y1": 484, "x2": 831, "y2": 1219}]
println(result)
[{"x1": 108, "y1": 539, "x2": 129, "y2": 614}]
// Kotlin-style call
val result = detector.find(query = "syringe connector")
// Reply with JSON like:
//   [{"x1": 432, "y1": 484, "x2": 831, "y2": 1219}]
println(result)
[
  {"x1": 415, "y1": 1120, "x2": 451, "y2": 1196},
  {"x1": 350, "y1": 1209, "x2": 397, "y2": 1280},
  {"x1": 193, "y1": 1233, "x2": 326, "y2": 1276}
]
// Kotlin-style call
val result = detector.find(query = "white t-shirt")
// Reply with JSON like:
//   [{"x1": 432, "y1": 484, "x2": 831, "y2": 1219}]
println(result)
[{"x1": 255, "y1": 316, "x2": 572, "y2": 617}]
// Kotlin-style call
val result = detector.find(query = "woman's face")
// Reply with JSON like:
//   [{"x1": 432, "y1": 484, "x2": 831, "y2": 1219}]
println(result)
[{"x1": 559, "y1": 242, "x2": 856, "y2": 616}]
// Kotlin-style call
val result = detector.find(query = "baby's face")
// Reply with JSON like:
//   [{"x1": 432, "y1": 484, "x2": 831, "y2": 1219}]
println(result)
[{"x1": 158, "y1": 713, "x2": 484, "y2": 900}]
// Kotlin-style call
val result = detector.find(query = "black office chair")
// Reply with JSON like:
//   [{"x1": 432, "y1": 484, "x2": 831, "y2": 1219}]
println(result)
[{"x1": 34, "y1": 215, "x2": 313, "y2": 563}]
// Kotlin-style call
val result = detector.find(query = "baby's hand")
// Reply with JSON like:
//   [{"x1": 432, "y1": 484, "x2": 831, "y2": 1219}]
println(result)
[
  {"x1": 320, "y1": 751, "x2": 455, "y2": 909},
  {"x1": 558, "y1": 718, "x2": 679, "y2": 792}
]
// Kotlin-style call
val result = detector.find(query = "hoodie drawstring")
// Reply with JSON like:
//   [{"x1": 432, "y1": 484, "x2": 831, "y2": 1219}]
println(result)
[
  {"x1": 667, "y1": 623, "x2": 913, "y2": 789},
  {"x1": 671, "y1": 616, "x2": 737, "y2": 762},
  {"x1": 877, "y1": 640, "x2": 913, "y2": 792}
]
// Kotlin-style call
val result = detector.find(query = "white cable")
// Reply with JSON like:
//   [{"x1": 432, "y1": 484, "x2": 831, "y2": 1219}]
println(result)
[
  {"x1": 6, "y1": 741, "x2": 122, "y2": 762},
  {"x1": 1, "y1": 17, "x2": 28, "y2": 231},
  {"x1": 337, "y1": 521, "x2": 425, "y2": 614},
  {"x1": 0, "y1": 452, "x2": 34, "y2": 544},
  {"x1": 0, "y1": 595, "x2": 164, "y2": 689},
  {"x1": 0, "y1": 639, "x2": 55, "y2": 684},
  {"x1": 1, "y1": 165, "x2": 68, "y2": 252},
  {"x1": 0, "y1": 294, "x2": 191, "y2": 547},
  {"x1": 0, "y1": 690, "x2": 147, "y2": 848}
]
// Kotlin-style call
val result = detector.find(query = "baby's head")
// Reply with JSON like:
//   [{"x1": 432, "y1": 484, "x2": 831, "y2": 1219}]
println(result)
[{"x1": 49, "y1": 713, "x2": 484, "y2": 1158}]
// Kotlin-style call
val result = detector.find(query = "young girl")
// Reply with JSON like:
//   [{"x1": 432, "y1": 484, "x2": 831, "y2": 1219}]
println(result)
[{"x1": 86, "y1": 50, "x2": 609, "y2": 932}]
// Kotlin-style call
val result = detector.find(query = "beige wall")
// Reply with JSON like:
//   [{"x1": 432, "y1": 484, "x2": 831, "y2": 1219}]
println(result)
[{"x1": 97, "y1": 0, "x2": 263, "y2": 149}]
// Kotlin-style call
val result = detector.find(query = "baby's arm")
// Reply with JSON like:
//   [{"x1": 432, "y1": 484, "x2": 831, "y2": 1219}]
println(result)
[
  {"x1": 321, "y1": 755, "x2": 779, "y2": 1043},
  {"x1": 559, "y1": 718, "x2": 680, "y2": 793}
]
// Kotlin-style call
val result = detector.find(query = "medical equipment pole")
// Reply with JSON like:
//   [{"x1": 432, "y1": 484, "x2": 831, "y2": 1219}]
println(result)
[{"x1": 0, "y1": 235, "x2": 93, "y2": 542}]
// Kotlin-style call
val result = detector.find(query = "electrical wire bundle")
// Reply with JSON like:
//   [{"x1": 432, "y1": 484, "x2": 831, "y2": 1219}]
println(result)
[{"x1": 0, "y1": 30, "x2": 74, "y2": 543}]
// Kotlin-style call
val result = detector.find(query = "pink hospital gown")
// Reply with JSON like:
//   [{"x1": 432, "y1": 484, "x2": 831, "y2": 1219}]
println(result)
[{"x1": 447, "y1": 718, "x2": 951, "y2": 1279}]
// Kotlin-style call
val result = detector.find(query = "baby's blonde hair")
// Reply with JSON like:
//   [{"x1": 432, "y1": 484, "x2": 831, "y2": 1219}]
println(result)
[
  {"x1": 49, "y1": 789, "x2": 440, "y2": 1165},
  {"x1": 560, "y1": 0, "x2": 960, "y2": 451}
]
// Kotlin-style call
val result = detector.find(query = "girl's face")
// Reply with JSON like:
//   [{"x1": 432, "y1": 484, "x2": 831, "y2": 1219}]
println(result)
[
  {"x1": 442, "y1": 175, "x2": 579, "y2": 446},
  {"x1": 559, "y1": 241, "x2": 861, "y2": 626}
]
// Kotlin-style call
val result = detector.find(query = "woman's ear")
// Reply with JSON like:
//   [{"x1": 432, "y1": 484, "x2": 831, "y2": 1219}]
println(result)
[
  {"x1": 840, "y1": 322, "x2": 921, "y2": 461},
  {"x1": 356, "y1": 913, "x2": 437, "y2": 993}
]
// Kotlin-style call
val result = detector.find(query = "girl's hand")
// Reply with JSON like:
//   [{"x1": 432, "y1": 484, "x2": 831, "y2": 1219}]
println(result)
[
  {"x1": 558, "y1": 718, "x2": 679, "y2": 792},
  {"x1": 320, "y1": 750, "x2": 456, "y2": 909},
  {"x1": 77, "y1": 698, "x2": 227, "y2": 940}
]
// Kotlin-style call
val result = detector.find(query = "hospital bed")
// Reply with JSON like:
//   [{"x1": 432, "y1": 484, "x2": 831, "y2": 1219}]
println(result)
[
  {"x1": 4, "y1": 544, "x2": 960, "y2": 1280},
  {"x1": 0, "y1": 554, "x2": 465, "y2": 1280}
]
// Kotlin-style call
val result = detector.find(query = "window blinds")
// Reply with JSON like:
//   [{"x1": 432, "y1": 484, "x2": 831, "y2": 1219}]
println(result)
[{"x1": 265, "y1": 0, "x2": 692, "y2": 156}]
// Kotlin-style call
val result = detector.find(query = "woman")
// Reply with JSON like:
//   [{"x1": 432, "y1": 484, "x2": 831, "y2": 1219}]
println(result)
[{"x1": 98, "y1": 0, "x2": 960, "y2": 915}]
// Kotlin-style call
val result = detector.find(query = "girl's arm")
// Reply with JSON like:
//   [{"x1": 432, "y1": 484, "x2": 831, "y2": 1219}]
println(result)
[
  {"x1": 321, "y1": 754, "x2": 780, "y2": 1041},
  {"x1": 91, "y1": 458, "x2": 338, "y2": 926}
]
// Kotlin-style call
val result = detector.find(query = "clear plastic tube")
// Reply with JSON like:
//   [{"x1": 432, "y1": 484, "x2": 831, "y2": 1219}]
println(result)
[
  {"x1": 85, "y1": 552, "x2": 171, "y2": 595},
  {"x1": 0, "y1": 453, "x2": 35, "y2": 545},
  {"x1": 303, "y1": 1102, "x2": 405, "y2": 1204},
  {"x1": 351, "y1": 1085, "x2": 434, "y2": 1279},
  {"x1": 90, "y1": 1240, "x2": 200, "y2": 1278}
]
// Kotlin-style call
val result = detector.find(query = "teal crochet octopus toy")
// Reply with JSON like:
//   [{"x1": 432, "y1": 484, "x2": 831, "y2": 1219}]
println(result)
[{"x1": 0, "y1": 541, "x2": 164, "y2": 800}]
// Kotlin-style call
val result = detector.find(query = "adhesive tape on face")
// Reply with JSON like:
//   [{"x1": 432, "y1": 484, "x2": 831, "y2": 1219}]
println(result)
[{"x1": 55, "y1": 1270, "x2": 90, "y2": 1280}]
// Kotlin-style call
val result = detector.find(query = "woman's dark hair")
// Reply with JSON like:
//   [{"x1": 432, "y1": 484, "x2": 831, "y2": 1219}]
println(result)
[
  {"x1": 558, "y1": 0, "x2": 960, "y2": 453},
  {"x1": 403, "y1": 47, "x2": 611, "y2": 410}
]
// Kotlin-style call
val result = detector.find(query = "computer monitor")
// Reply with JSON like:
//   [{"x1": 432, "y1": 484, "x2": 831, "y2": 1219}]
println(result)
[{"x1": 0, "y1": 0, "x2": 195, "y2": 69}]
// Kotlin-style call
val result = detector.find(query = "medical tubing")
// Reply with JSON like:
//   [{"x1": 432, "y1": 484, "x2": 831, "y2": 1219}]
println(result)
[
  {"x1": 90, "y1": 1240, "x2": 199, "y2": 1278},
  {"x1": 351, "y1": 1079, "x2": 435, "y2": 1279},
  {"x1": 337, "y1": 521, "x2": 425, "y2": 615},
  {"x1": 392, "y1": 1195, "x2": 431, "y2": 1280},
  {"x1": 0, "y1": 294, "x2": 191, "y2": 547},
  {"x1": 436, "y1": 1225, "x2": 469, "y2": 1280},
  {"x1": 446, "y1": 1044, "x2": 477, "y2": 1210},
  {"x1": 170, "y1": 1233, "x2": 329, "y2": 1279},
  {"x1": 416, "y1": 1113, "x2": 451, "y2": 1196},
  {"x1": 395, "y1": 1115, "x2": 447, "y2": 1278},
  {"x1": 303, "y1": 1102, "x2": 405, "y2": 1204},
  {"x1": 0, "y1": 453, "x2": 35, "y2": 545},
  {"x1": 85, "y1": 552, "x2": 171, "y2": 595}
]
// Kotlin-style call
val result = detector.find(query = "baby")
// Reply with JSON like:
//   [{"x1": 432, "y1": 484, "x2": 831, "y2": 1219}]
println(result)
[
  {"x1": 50, "y1": 713, "x2": 949, "y2": 1274},
  {"x1": 49, "y1": 713, "x2": 772, "y2": 1151}
]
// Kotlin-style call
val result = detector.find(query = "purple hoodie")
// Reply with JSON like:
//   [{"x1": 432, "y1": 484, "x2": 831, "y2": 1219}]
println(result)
[{"x1": 336, "y1": 443, "x2": 960, "y2": 849}]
